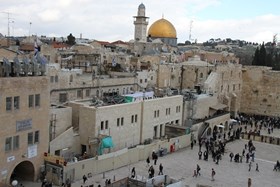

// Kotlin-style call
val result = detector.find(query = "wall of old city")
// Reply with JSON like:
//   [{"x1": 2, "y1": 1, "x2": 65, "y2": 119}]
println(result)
[{"x1": 241, "y1": 66, "x2": 280, "y2": 116}]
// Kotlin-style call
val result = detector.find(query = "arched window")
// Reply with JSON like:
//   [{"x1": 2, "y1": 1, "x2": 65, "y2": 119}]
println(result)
[{"x1": 200, "y1": 72, "x2": 203, "y2": 78}]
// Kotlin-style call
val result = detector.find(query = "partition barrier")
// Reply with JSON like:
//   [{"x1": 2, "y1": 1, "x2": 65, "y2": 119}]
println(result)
[{"x1": 63, "y1": 134, "x2": 191, "y2": 183}]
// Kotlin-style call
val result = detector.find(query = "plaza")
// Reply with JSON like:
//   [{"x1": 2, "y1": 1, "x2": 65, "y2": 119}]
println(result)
[{"x1": 71, "y1": 134, "x2": 280, "y2": 187}]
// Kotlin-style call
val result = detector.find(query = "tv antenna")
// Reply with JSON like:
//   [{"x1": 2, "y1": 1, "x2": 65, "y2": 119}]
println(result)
[
  {"x1": 1, "y1": 11, "x2": 14, "y2": 46},
  {"x1": 189, "y1": 20, "x2": 193, "y2": 41}
]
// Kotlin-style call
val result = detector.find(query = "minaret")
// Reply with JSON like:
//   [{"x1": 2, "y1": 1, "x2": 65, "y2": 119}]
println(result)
[{"x1": 133, "y1": 3, "x2": 149, "y2": 42}]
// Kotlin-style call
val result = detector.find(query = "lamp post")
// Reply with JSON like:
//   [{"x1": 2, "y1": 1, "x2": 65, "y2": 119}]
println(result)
[{"x1": 11, "y1": 180, "x2": 18, "y2": 187}]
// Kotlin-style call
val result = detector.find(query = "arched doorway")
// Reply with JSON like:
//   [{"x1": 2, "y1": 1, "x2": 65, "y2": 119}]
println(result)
[
  {"x1": 219, "y1": 123, "x2": 224, "y2": 133},
  {"x1": 225, "y1": 121, "x2": 229, "y2": 131},
  {"x1": 10, "y1": 161, "x2": 35, "y2": 183},
  {"x1": 206, "y1": 127, "x2": 212, "y2": 136}
]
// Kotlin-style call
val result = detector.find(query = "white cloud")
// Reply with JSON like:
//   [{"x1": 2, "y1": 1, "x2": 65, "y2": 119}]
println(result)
[
  {"x1": 0, "y1": 0, "x2": 279, "y2": 43},
  {"x1": 38, "y1": 9, "x2": 61, "y2": 22}
]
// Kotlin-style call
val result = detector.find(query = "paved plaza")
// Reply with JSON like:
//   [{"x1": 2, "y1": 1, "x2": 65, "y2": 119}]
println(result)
[
  {"x1": 72, "y1": 137, "x2": 280, "y2": 187},
  {"x1": 21, "y1": 128, "x2": 280, "y2": 187}
]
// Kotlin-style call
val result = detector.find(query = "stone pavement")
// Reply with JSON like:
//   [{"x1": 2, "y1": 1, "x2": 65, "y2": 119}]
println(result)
[{"x1": 72, "y1": 137, "x2": 280, "y2": 187}]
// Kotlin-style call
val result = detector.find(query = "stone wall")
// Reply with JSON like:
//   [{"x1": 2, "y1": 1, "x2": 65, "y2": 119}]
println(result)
[{"x1": 241, "y1": 66, "x2": 280, "y2": 116}]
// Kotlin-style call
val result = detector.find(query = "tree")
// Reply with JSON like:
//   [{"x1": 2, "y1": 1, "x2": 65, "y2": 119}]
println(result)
[
  {"x1": 66, "y1": 33, "x2": 76, "y2": 45},
  {"x1": 259, "y1": 42, "x2": 266, "y2": 66},
  {"x1": 252, "y1": 47, "x2": 260, "y2": 65}
]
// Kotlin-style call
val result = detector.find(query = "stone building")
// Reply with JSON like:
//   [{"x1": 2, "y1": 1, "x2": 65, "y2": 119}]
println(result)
[
  {"x1": 0, "y1": 61, "x2": 49, "y2": 184},
  {"x1": 67, "y1": 94, "x2": 183, "y2": 156}
]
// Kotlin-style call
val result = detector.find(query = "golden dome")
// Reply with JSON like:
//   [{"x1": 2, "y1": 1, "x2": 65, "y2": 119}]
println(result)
[{"x1": 148, "y1": 18, "x2": 177, "y2": 38}]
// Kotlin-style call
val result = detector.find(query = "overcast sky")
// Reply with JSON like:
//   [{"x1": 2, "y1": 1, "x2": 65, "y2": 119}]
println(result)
[{"x1": 0, "y1": 0, "x2": 279, "y2": 43}]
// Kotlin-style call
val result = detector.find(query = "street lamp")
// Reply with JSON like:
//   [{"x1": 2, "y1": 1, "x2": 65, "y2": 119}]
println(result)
[{"x1": 11, "y1": 180, "x2": 18, "y2": 187}]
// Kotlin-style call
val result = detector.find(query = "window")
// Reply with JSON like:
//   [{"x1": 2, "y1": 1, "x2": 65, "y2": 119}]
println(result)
[
  {"x1": 55, "y1": 75, "x2": 58, "y2": 82},
  {"x1": 50, "y1": 76, "x2": 54, "y2": 83},
  {"x1": 34, "y1": 131, "x2": 39, "y2": 143},
  {"x1": 5, "y1": 137, "x2": 12, "y2": 151},
  {"x1": 233, "y1": 84, "x2": 235, "y2": 91},
  {"x1": 101, "y1": 121, "x2": 104, "y2": 130},
  {"x1": 105, "y1": 120, "x2": 108, "y2": 129},
  {"x1": 200, "y1": 73, "x2": 203, "y2": 78},
  {"x1": 140, "y1": 79, "x2": 142, "y2": 83},
  {"x1": 117, "y1": 118, "x2": 120, "y2": 127},
  {"x1": 29, "y1": 95, "x2": 34, "y2": 108},
  {"x1": 14, "y1": 96, "x2": 20, "y2": 110},
  {"x1": 166, "y1": 108, "x2": 171, "y2": 115},
  {"x1": 131, "y1": 115, "x2": 134, "y2": 123},
  {"x1": 28, "y1": 132, "x2": 33, "y2": 145},
  {"x1": 59, "y1": 93, "x2": 67, "y2": 103},
  {"x1": 121, "y1": 117, "x2": 124, "y2": 126},
  {"x1": 176, "y1": 106, "x2": 181, "y2": 113},
  {"x1": 86, "y1": 89, "x2": 90, "y2": 97},
  {"x1": 77, "y1": 90, "x2": 82, "y2": 98},
  {"x1": 145, "y1": 79, "x2": 147, "y2": 83},
  {"x1": 157, "y1": 110, "x2": 159, "y2": 117},
  {"x1": 135, "y1": 115, "x2": 138, "y2": 123},
  {"x1": 6, "y1": 97, "x2": 12, "y2": 111},
  {"x1": 227, "y1": 85, "x2": 230, "y2": 92},
  {"x1": 221, "y1": 85, "x2": 223, "y2": 92},
  {"x1": 151, "y1": 76, "x2": 153, "y2": 80},
  {"x1": 35, "y1": 94, "x2": 40, "y2": 107},
  {"x1": 154, "y1": 111, "x2": 157, "y2": 118},
  {"x1": 13, "y1": 135, "x2": 19, "y2": 149}
]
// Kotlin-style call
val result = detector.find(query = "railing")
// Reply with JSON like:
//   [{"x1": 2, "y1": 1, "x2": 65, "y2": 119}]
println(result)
[
  {"x1": 198, "y1": 122, "x2": 209, "y2": 139},
  {"x1": 242, "y1": 133, "x2": 280, "y2": 145}
]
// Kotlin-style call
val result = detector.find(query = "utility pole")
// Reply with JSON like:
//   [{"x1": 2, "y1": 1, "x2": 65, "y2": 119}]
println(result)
[{"x1": 1, "y1": 11, "x2": 14, "y2": 46}]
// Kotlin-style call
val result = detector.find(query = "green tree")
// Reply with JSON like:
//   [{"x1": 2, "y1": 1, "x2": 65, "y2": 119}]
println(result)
[
  {"x1": 66, "y1": 33, "x2": 76, "y2": 45},
  {"x1": 252, "y1": 47, "x2": 260, "y2": 65},
  {"x1": 259, "y1": 42, "x2": 266, "y2": 66}
]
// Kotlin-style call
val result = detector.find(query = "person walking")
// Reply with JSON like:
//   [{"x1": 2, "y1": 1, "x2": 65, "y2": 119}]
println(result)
[
  {"x1": 256, "y1": 163, "x2": 259, "y2": 172},
  {"x1": 146, "y1": 156, "x2": 150, "y2": 167},
  {"x1": 158, "y1": 163, "x2": 163, "y2": 175},
  {"x1": 82, "y1": 175, "x2": 87, "y2": 184},
  {"x1": 249, "y1": 162, "x2": 252, "y2": 172},
  {"x1": 198, "y1": 150, "x2": 202, "y2": 160},
  {"x1": 196, "y1": 164, "x2": 201, "y2": 176},
  {"x1": 229, "y1": 152, "x2": 234, "y2": 162},
  {"x1": 192, "y1": 169, "x2": 197, "y2": 178},
  {"x1": 131, "y1": 167, "x2": 136, "y2": 178},
  {"x1": 191, "y1": 141, "x2": 194, "y2": 150},
  {"x1": 211, "y1": 168, "x2": 216, "y2": 181}
]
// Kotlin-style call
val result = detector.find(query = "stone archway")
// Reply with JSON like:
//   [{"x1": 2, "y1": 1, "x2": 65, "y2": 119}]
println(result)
[
  {"x1": 225, "y1": 121, "x2": 229, "y2": 131},
  {"x1": 206, "y1": 127, "x2": 212, "y2": 136},
  {"x1": 219, "y1": 123, "x2": 224, "y2": 133},
  {"x1": 10, "y1": 161, "x2": 35, "y2": 183}
]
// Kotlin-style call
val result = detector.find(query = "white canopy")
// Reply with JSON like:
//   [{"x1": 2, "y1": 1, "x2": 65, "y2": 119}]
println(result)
[{"x1": 216, "y1": 125, "x2": 224, "y2": 128}]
